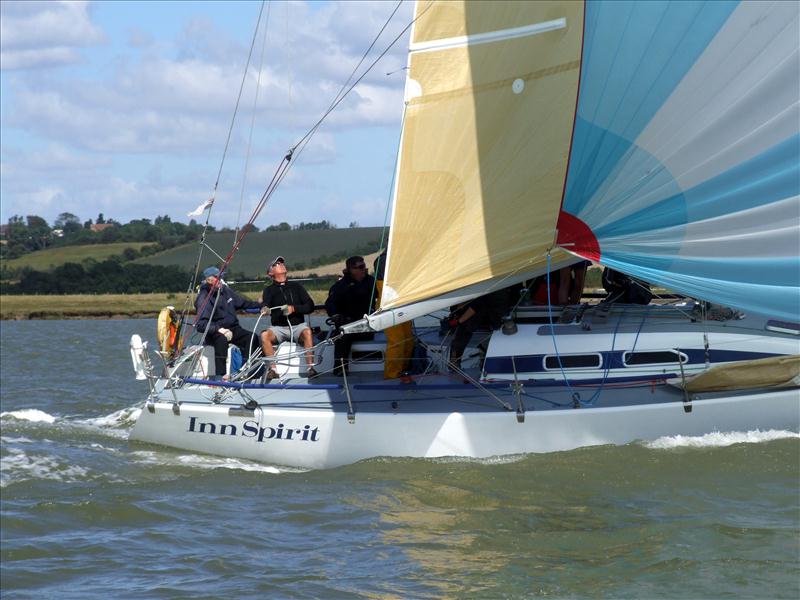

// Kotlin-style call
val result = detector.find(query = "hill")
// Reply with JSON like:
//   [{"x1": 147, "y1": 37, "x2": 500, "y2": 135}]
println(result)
[
  {"x1": 136, "y1": 228, "x2": 386, "y2": 276},
  {"x1": 3, "y1": 242, "x2": 156, "y2": 272}
]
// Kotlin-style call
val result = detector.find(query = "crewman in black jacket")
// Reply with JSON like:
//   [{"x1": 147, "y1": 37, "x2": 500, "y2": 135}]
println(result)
[
  {"x1": 195, "y1": 266, "x2": 261, "y2": 380},
  {"x1": 260, "y1": 256, "x2": 317, "y2": 379},
  {"x1": 325, "y1": 255, "x2": 376, "y2": 375}
]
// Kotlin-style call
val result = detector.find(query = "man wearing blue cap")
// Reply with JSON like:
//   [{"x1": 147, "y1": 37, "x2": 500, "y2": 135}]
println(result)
[{"x1": 195, "y1": 266, "x2": 261, "y2": 379}]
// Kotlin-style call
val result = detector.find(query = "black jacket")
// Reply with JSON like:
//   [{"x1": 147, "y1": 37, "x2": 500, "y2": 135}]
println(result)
[
  {"x1": 325, "y1": 274, "x2": 376, "y2": 322},
  {"x1": 261, "y1": 281, "x2": 314, "y2": 327},
  {"x1": 195, "y1": 282, "x2": 261, "y2": 334}
]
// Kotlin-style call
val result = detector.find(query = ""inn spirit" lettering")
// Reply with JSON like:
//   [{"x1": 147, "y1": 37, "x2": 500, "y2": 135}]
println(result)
[{"x1": 187, "y1": 417, "x2": 320, "y2": 443}]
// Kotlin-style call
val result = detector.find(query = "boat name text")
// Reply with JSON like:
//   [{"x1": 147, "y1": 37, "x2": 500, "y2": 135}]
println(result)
[{"x1": 187, "y1": 417, "x2": 320, "y2": 442}]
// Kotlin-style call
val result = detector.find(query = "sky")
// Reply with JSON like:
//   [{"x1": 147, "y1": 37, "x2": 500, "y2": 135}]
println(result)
[{"x1": 0, "y1": 0, "x2": 414, "y2": 229}]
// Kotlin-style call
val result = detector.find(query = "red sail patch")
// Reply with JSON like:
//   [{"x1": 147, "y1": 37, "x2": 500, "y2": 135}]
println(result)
[{"x1": 556, "y1": 211, "x2": 600, "y2": 262}]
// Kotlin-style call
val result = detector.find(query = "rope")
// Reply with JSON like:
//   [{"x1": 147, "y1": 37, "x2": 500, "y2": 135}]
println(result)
[
  {"x1": 414, "y1": 337, "x2": 513, "y2": 411},
  {"x1": 545, "y1": 253, "x2": 581, "y2": 405}
]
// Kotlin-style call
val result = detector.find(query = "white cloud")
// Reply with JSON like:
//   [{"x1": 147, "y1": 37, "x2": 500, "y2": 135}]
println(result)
[
  {"x1": 6, "y1": 0, "x2": 412, "y2": 143},
  {"x1": 0, "y1": 1, "x2": 106, "y2": 70},
  {"x1": 0, "y1": 1, "x2": 414, "y2": 227}
]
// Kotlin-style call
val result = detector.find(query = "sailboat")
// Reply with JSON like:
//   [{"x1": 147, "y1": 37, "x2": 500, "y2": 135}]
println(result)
[{"x1": 130, "y1": 0, "x2": 799, "y2": 469}]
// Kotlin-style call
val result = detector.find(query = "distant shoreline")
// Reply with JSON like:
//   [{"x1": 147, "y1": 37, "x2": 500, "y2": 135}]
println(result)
[
  {"x1": 1, "y1": 288, "x2": 632, "y2": 320},
  {"x1": 0, "y1": 291, "x2": 329, "y2": 320}
]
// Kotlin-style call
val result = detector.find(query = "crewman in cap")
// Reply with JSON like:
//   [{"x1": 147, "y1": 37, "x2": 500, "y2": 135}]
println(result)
[
  {"x1": 260, "y1": 256, "x2": 317, "y2": 379},
  {"x1": 195, "y1": 265, "x2": 261, "y2": 380},
  {"x1": 324, "y1": 255, "x2": 376, "y2": 375}
]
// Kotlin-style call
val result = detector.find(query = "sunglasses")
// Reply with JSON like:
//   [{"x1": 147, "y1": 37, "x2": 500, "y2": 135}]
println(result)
[{"x1": 351, "y1": 264, "x2": 367, "y2": 270}]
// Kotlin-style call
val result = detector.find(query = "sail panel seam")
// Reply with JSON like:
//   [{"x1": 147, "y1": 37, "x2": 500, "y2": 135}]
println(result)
[{"x1": 409, "y1": 17, "x2": 566, "y2": 54}]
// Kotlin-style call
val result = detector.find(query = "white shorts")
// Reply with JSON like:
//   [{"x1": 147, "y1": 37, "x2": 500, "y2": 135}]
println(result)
[{"x1": 268, "y1": 324, "x2": 309, "y2": 344}]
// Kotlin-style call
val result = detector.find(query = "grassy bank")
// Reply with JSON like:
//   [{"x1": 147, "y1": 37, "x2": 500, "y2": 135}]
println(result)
[
  {"x1": 4, "y1": 242, "x2": 156, "y2": 272},
  {"x1": 0, "y1": 291, "x2": 330, "y2": 320}
]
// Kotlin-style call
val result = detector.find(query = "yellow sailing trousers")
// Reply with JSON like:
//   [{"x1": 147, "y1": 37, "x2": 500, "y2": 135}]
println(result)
[{"x1": 376, "y1": 280, "x2": 414, "y2": 379}]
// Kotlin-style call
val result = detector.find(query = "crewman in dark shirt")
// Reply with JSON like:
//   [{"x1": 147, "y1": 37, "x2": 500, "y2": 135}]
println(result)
[
  {"x1": 324, "y1": 255, "x2": 376, "y2": 375},
  {"x1": 601, "y1": 267, "x2": 652, "y2": 305},
  {"x1": 448, "y1": 287, "x2": 510, "y2": 371},
  {"x1": 195, "y1": 266, "x2": 261, "y2": 380},
  {"x1": 260, "y1": 256, "x2": 317, "y2": 379}
]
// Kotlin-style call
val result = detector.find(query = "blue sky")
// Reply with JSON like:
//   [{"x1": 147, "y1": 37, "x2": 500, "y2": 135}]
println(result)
[{"x1": 0, "y1": 0, "x2": 414, "y2": 228}]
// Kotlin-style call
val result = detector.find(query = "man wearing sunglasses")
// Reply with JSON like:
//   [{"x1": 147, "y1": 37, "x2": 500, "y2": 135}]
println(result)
[{"x1": 324, "y1": 255, "x2": 376, "y2": 375}]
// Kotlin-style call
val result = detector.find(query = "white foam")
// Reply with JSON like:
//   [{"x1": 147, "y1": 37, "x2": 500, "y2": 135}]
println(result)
[
  {"x1": 0, "y1": 448, "x2": 89, "y2": 488},
  {"x1": 131, "y1": 450, "x2": 291, "y2": 474},
  {"x1": 427, "y1": 453, "x2": 528, "y2": 466},
  {"x1": 0, "y1": 409, "x2": 57, "y2": 424},
  {"x1": 73, "y1": 406, "x2": 142, "y2": 439},
  {"x1": 87, "y1": 443, "x2": 120, "y2": 453},
  {"x1": 0, "y1": 436, "x2": 34, "y2": 444},
  {"x1": 81, "y1": 406, "x2": 141, "y2": 428},
  {"x1": 645, "y1": 429, "x2": 800, "y2": 450}
]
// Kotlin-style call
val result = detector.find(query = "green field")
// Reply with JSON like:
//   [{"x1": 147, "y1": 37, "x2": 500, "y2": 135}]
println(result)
[
  {"x1": 136, "y1": 228, "x2": 386, "y2": 276},
  {"x1": 3, "y1": 242, "x2": 155, "y2": 271}
]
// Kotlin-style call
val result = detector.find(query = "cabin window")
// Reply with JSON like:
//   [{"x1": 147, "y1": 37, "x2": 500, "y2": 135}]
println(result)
[
  {"x1": 351, "y1": 350, "x2": 384, "y2": 363},
  {"x1": 623, "y1": 351, "x2": 687, "y2": 366},
  {"x1": 544, "y1": 354, "x2": 602, "y2": 370}
]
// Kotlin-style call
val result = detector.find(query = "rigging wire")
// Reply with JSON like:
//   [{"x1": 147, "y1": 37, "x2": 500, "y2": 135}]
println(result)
[
  {"x1": 179, "y1": 0, "x2": 267, "y2": 356},
  {"x1": 369, "y1": 100, "x2": 407, "y2": 312},
  {"x1": 291, "y1": 0, "x2": 422, "y2": 153},
  {"x1": 255, "y1": 0, "x2": 416, "y2": 216},
  {"x1": 235, "y1": 1, "x2": 273, "y2": 242},
  {"x1": 196, "y1": 0, "x2": 429, "y2": 312},
  {"x1": 213, "y1": 0, "x2": 420, "y2": 269},
  {"x1": 184, "y1": 0, "x2": 432, "y2": 365},
  {"x1": 212, "y1": 0, "x2": 267, "y2": 197}
]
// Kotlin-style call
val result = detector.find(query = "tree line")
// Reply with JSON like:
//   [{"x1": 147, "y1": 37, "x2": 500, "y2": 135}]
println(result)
[
  {"x1": 0, "y1": 258, "x2": 346, "y2": 296},
  {"x1": 1, "y1": 213, "x2": 347, "y2": 262},
  {"x1": 2, "y1": 258, "x2": 192, "y2": 295},
  {"x1": 0, "y1": 212, "x2": 376, "y2": 295},
  {"x1": 1, "y1": 213, "x2": 208, "y2": 261}
]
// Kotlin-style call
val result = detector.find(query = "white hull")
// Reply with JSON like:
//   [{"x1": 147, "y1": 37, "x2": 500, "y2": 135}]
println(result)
[
  {"x1": 131, "y1": 385, "x2": 799, "y2": 470},
  {"x1": 130, "y1": 306, "x2": 799, "y2": 469}
]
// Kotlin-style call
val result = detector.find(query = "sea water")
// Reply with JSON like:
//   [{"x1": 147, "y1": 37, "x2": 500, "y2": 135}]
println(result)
[{"x1": 1, "y1": 319, "x2": 798, "y2": 599}]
